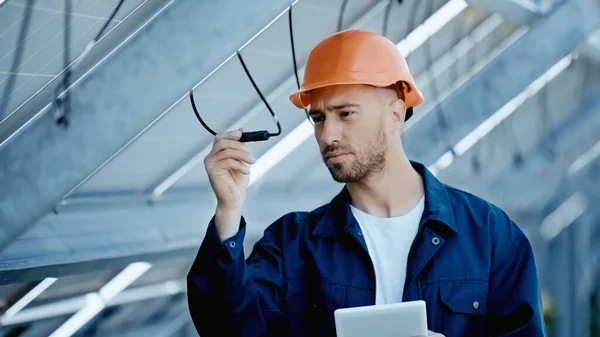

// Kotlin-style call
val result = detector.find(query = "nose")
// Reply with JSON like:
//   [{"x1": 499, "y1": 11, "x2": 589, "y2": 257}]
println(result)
[{"x1": 318, "y1": 116, "x2": 341, "y2": 146}]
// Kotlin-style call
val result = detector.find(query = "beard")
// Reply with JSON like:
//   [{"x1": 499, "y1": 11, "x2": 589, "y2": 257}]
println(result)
[{"x1": 322, "y1": 128, "x2": 387, "y2": 183}]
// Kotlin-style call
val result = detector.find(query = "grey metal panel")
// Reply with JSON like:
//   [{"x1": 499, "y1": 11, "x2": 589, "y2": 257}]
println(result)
[
  {"x1": 402, "y1": 0, "x2": 600, "y2": 167},
  {"x1": 0, "y1": 0, "x2": 297, "y2": 250}
]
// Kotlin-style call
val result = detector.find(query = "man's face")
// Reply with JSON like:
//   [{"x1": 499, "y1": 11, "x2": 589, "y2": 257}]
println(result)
[{"x1": 309, "y1": 84, "x2": 399, "y2": 183}]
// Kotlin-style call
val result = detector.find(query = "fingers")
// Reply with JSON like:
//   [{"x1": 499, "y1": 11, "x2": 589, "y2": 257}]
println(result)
[
  {"x1": 209, "y1": 131, "x2": 249, "y2": 158},
  {"x1": 205, "y1": 156, "x2": 251, "y2": 175},
  {"x1": 214, "y1": 129, "x2": 242, "y2": 142},
  {"x1": 219, "y1": 158, "x2": 251, "y2": 175},
  {"x1": 205, "y1": 130, "x2": 255, "y2": 175},
  {"x1": 212, "y1": 148, "x2": 256, "y2": 165}
]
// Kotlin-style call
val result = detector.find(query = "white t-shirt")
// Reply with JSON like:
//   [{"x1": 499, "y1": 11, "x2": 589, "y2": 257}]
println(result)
[{"x1": 350, "y1": 195, "x2": 425, "y2": 305}]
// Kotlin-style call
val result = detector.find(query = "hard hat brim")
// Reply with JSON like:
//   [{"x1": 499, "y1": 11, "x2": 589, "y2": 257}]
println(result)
[{"x1": 290, "y1": 81, "x2": 421, "y2": 121}]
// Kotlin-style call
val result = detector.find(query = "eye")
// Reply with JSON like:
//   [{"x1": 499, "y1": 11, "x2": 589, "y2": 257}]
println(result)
[
  {"x1": 340, "y1": 111, "x2": 354, "y2": 118},
  {"x1": 310, "y1": 114, "x2": 324, "y2": 124}
]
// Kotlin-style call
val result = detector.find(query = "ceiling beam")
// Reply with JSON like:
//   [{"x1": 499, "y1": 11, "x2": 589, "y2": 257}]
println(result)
[
  {"x1": 465, "y1": 0, "x2": 542, "y2": 25},
  {"x1": 0, "y1": 0, "x2": 297, "y2": 251},
  {"x1": 402, "y1": 0, "x2": 600, "y2": 167}
]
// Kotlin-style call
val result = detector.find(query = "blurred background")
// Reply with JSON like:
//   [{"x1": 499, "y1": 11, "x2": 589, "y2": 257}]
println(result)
[{"x1": 0, "y1": 0, "x2": 599, "y2": 336}]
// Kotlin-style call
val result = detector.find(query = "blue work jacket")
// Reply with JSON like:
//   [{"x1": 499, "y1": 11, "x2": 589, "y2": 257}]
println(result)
[{"x1": 187, "y1": 162, "x2": 547, "y2": 337}]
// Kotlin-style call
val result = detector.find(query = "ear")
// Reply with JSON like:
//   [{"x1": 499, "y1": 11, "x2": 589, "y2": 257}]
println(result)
[{"x1": 390, "y1": 98, "x2": 407, "y2": 130}]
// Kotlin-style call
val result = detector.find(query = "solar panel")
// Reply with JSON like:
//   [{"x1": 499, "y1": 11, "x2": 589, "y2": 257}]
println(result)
[{"x1": 0, "y1": 0, "x2": 146, "y2": 121}]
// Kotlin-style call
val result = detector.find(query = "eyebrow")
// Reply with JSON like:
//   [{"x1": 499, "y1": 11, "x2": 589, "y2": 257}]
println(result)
[{"x1": 308, "y1": 103, "x2": 361, "y2": 116}]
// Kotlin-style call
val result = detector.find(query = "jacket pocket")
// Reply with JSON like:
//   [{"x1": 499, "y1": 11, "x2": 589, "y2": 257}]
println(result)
[
  {"x1": 315, "y1": 282, "x2": 346, "y2": 312},
  {"x1": 286, "y1": 279, "x2": 310, "y2": 316},
  {"x1": 285, "y1": 280, "x2": 345, "y2": 337},
  {"x1": 439, "y1": 280, "x2": 488, "y2": 336}
]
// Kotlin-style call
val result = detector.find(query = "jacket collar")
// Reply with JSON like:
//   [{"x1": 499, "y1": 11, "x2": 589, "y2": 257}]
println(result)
[{"x1": 312, "y1": 161, "x2": 458, "y2": 237}]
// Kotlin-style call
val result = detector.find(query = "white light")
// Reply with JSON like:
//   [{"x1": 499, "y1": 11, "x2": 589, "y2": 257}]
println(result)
[
  {"x1": 109, "y1": 280, "x2": 185, "y2": 306},
  {"x1": 588, "y1": 28, "x2": 600, "y2": 46},
  {"x1": 164, "y1": 280, "x2": 182, "y2": 295},
  {"x1": 433, "y1": 151, "x2": 455, "y2": 170},
  {"x1": 397, "y1": 0, "x2": 468, "y2": 56},
  {"x1": 1, "y1": 280, "x2": 186, "y2": 326},
  {"x1": 452, "y1": 54, "x2": 572, "y2": 157},
  {"x1": 3, "y1": 277, "x2": 57, "y2": 318},
  {"x1": 427, "y1": 165, "x2": 439, "y2": 176},
  {"x1": 249, "y1": 120, "x2": 313, "y2": 186},
  {"x1": 427, "y1": 151, "x2": 455, "y2": 176},
  {"x1": 48, "y1": 294, "x2": 105, "y2": 337},
  {"x1": 568, "y1": 140, "x2": 600, "y2": 176},
  {"x1": 539, "y1": 192, "x2": 589, "y2": 240},
  {"x1": 98, "y1": 262, "x2": 152, "y2": 302},
  {"x1": 0, "y1": 296, "x2": 87, "y2": 327},
  {"x1": 47, "y1": 262, "x2": 151, "y2": 337}
]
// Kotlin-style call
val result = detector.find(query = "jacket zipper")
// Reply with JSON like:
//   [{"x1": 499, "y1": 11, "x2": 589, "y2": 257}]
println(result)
[
  {"x1": 403, "y1": 218, "x2": 427, "y2": 296},
  {"x1": 346, "y1": 218, "x2": 428, "y2": 305},
  {"x1": 346, "y1": 229, "x2": 377, "y2": 305}
]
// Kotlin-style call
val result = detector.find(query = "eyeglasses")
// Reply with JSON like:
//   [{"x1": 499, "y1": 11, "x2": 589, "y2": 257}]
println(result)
[{"x1": 190, "y1": 5, "x2": 310, "y2": 143}]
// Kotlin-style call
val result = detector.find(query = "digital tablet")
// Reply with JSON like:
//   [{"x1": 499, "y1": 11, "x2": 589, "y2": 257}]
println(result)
[{"x1": 334, "y1": 300, "x2": 428, "y2": 337}]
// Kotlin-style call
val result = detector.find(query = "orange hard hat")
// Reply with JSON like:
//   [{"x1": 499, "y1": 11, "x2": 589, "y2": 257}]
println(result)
[{"x1": 289, "y1": 29, "x2": 423, "y2": 120}]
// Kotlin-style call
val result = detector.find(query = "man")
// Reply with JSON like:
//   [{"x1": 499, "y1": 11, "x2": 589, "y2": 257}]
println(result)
[{"x1": 187, "y1": 29, "x2": 547, "y2": 337}]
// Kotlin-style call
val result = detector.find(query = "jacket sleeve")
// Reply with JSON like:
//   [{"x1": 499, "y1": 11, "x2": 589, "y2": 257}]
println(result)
[
  {"x1": 487, "y1": 222, "x2": 548, "y2": 337},
  {"x1": 187, "y1": 216, "x2": 286, "y2": 337}
]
